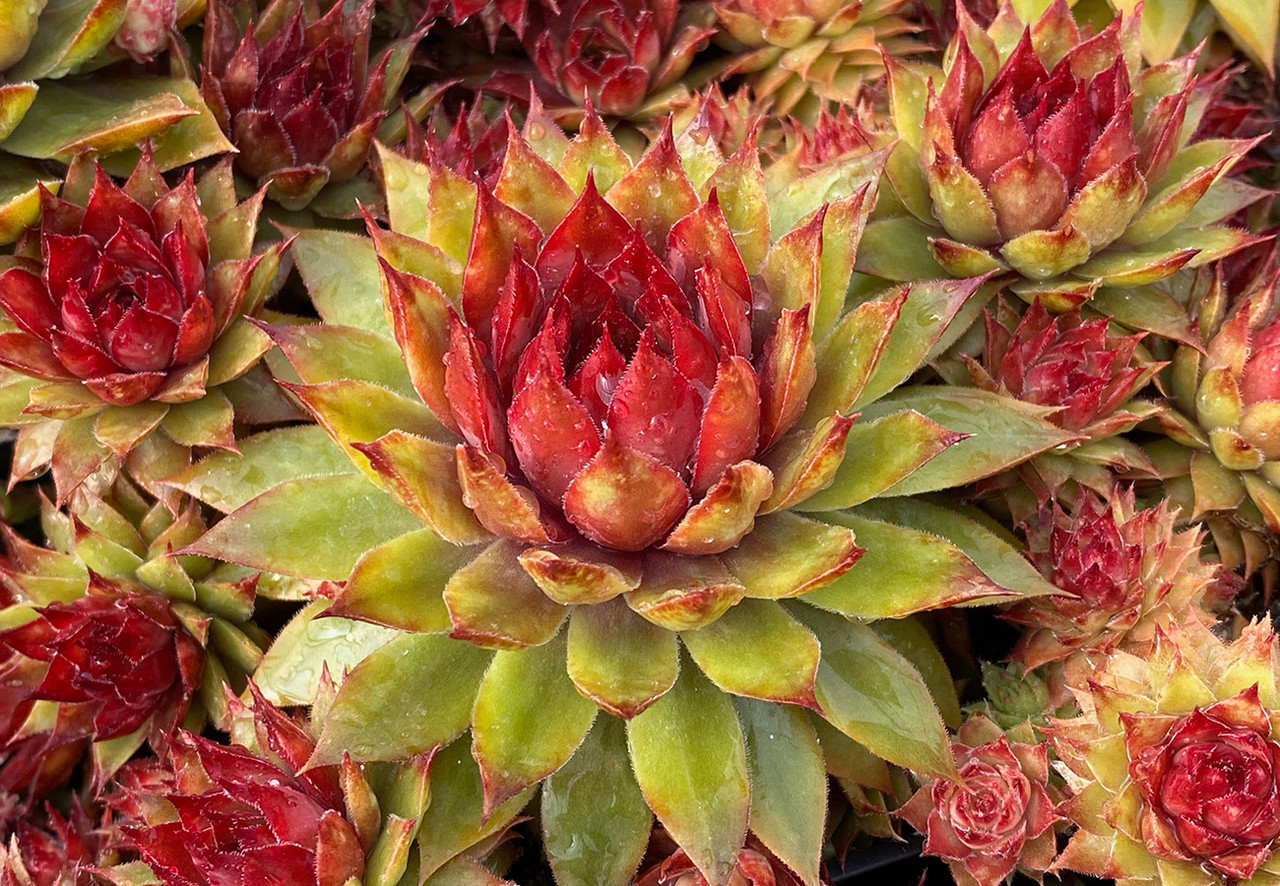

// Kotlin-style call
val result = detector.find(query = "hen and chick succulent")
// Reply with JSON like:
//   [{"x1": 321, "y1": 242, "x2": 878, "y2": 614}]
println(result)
[{"x1": 0, "y1": 1, "x2": 1274, "y2": 886}]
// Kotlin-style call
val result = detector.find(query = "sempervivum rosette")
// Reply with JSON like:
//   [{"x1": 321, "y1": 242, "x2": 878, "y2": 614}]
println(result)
[
  {"x1": 201, "y1": 0, "x2": 421, "y2": 212},
  {"x1": 964, "y1": 297, "x2": 1161, "y2": 498},
  {"x1": 856, "y1": 0, "x2": 1263, "y2": 320},
  {"x1": 710, "y1": 0, "x2": 927, "y2": 118},
  {"x1": 0, "y1": 153, "x2": 287, "y2": 500},
  {"x1": 1144, "y1": 247, "x2": 1280, "y2": 571},
  {"x1": 0, "y1": 474, "x2": 270, "y2": 786},
  {"x1": 186, "y1": 108, "x2": 1074, "y2": 886},
  {"x1": 1003, "y1": 487, "x2": 1220, "y2": 671},
  {"x1": 1051, "y1": 619, "x2": 1280, "y2": 886},
  {"x1": 103, "y1": 686, "x2": 423, "y2": 886},
  {"x1": 897, "y1": 715, "x2": 1062, "y2": 886},
  {"x1": 517, "y1": 0, "x2": 717, "y2": 120}
]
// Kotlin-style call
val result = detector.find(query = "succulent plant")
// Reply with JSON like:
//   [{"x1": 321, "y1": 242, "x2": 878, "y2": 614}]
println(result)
[
  {"x1": 0, "y1": 474, "x2": 270, "y2": 786},
  {"x1": 0, "y1": 153, "x2": 288, "y2": 500},
  {"x1": 1143, "y1": 251, "x2": 1280, "y2": 563},
  {"x1": 0, "y1": 586, "x2": 203, "y2": 746},
  {"x1": 108, "y1": 687, "x2": 380, "y2": 886},
  {"x1": 1003, "y1": 487, "x2": 1220, "y2": 671},
  {"x1": 1052, "y1": 618, "x2": 1280, "y2": 886},
  {"x1": 710, "y1": 0, "x2": 928, "y2": 118},
  {"x1": 897, "y1": 714, "x2": 1062, "y2": 886},
  {"x1": 510, "y1": 0, "x2": 718, "y2": 120},
  {"x1": 856, "y1": 0, "x2": 1263, "y2": 321},
  {"x1": 1, "y1": 804, "x2": 97, "y2": 885},
  {"x1": 183, "y1": 105, "x2": 1074, "y2": 886},
  {"x1": 201, "y1": 0, "x2": 421, "y2": 212}
]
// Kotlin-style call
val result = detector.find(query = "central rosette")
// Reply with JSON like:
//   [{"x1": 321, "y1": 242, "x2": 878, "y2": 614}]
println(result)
[{"x1": 434, "y1": 176, "x2": 805, "y2": 553}]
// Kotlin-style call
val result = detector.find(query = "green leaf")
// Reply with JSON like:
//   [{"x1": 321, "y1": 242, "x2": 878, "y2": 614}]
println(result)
[
  {"x1": 290, "y1": 230, "x2": 392, "y2": 337},
  {"x1": 1089, "y1": 285, "x2": 1197, "y2": 346},
  {"x1": 166, "y1": 426, "x2": 356, "y2": 513},
  {"x1": 443, "y1": 540, "x2": 569, "y2": 649},
  {"x1": 852, "y1": 498, "x2": 1058, "y2": 600},
  {"x1": 682, "y1": 599, "x2": 819, "y2": 707},
  {"x1": 329, "y1": 528, "x2": 465, "y2": 633},
  {"x1": 627, "y1": 657, "x2": 750, "y2": 886},
  {"x1": 0, "y1": 154, "x2": 56, "y2": 243},
  {"x1": 857, "y1": 387, "x2": 1080, "y2": 494},
  {"x1": 472, "y1": 629, "x2": 599, "y2": 812},
  {"x1": 310, "y1": 633, "x2": 492, "y2": 766},
  {"x1": 795, "y1": 607, "x2": 956, "y2": 780},
  {"x1": 566, "y1": 597, "x2": 678, "y2": 718},
  {"x1": 869, "y1": 618, "x2": 961, "y2": 729},
  {"x1": 2, "y1": 77, "x2": 211, "y2": 164},
  {"x1": 853, "y1": 216, "x2": 947, "y2": 282},
  {"x1": 159, "y1": 391, "x2": 234, "y2": 448},
  {"x1": 854, "y1": 276, "x2": 987, "y2": 407},
  {"x1": 7, "y1": 0, "x2": 124, "y2": 80},
  {"x1": 184, "y1": 473, "x2": 421, "y2": 580},
  {"x1": 800, "y1": 511, "x2": 1008, "y2": 618},
  {"x1": 253, "y1": 601, "x2": 402, "y2": 706},
  {"x1": 737, "y1": 699, "x2": 826, "y2": 886},
  {"x1": 105, "y1": 75, "x2": 236, "y2": 172},
  {"x1": 543, "y1": 717, "x2": 653, "y2": 886},
  {"x1": 415, "y1": 735, "x2": 536, "y2": 882},
  {"x1": 800, "y1": 410, "x2": 964, "y2": 510}
]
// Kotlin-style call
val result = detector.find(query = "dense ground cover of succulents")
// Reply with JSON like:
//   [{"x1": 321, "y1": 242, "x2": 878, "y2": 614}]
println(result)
[{"x1": 2, "y1": 0, "x2": 1280, "y2": 885}]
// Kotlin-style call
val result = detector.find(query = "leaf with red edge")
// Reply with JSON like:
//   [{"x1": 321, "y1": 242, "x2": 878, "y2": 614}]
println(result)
[
  {"x1": 608, "y1": 331, "x2": 701, "y2": 475},
  {"x1": 662, "y1": 462, "x2": 773, "y2": 556},
  {"x1": 472, "y1": 629, "x2": 598, "y2": 816},
  {"x1": 353, "y1": 431, "x2": 489, "y2": 546},
  {"x1": 668, "y1": 193, "x2": 751, "y2": 308},
  {"x1": 690, "y1": 356, "x2": 759, "y2": 496},
  {"x1": 462, "y1": 188, "x2": 542, "y2": 333},
  {"x1": 625, "y1": 552, "x2": 745, "y2": 632},
  {"x1": 535, "y1": 177, "x2": 633, "y2": 294},
  {"x1": 444, "y1": 317, "x2": 509, "y2": 459},
  {"x1": 518, "y1": 540, "x2": 642, "y2": 606},
  {"x1": 606, "y1": 124, "x2": 699, "y2": 250},
  {"x1": 758, "y1": 308, "x2": 816, "y2": 451},
  {"x1": 759, "y1": 413, "x2": 855, "y2": 513},
  {"x1": 443, "y1": 540, "x2": 569, "y2": 650},
  {"x1": 508, "y1": 368, "x2": 602, "y2": 503},
  {"x1": 563, "y1": 436, "x2": 690, "y2": 551},
  {"x1": 456, "y1": 445, "x2": 565, "y2": 544},
  {"x1": 381, "y1": 261, "x2": 459, "y2": 432},
  {"x1": 721, "y1": 511, "x2": 862, "y2": 600}
]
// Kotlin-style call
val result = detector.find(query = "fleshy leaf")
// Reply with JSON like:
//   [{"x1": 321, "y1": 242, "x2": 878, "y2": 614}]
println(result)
[
  {"x1": 856, "y1": 387, "x2": 1081, "y2": 494},
  {"x1": 800, "y1": 510, "x2": 1011, "y2": 618},
  {"x1": 683, "y1": 599, "x2": 820, "y2": 708},
  {"x1": 414, "y1": 735, "x2": 536, "y2": 882},
  {"x1": 165, "y1": 426, "x2": 355, "y2": 513},
  {"x1": 853, "y1": 498, "x2": 1059, "y2": 600},
  {"x1": 566, "y1": 597, "x2": 678, "y2": 718},
  {"x1": 472, "y1": 629, "x2": 598, "y2": 814},
  {"x1": 543, "y1": 717, "x2": 653, "y2": 886},
  {"x1": 291, "y1": 229, "x2": 393, "y2": 336},
  {"x1": 801, "y1": 409, "x2": 965, "y2": 510},
  {"x1": 796, "y1": 607, "x2": 956, "y2": 780},
  {"x1": 184, "y1": 474, "x2": 422, "y2": 580},
  {"x1": 627, "y1": 658, "x2": 751, "y2": 886},
  {"x1": 870, "y1": 618, "x2": 961, "y2": 729},
  {"x1": 444, "y1": 540, "x2": 569, "y2": 649},
  {"x1": 328, "y1": 528, "x2": 466, "y2": 633},
  {"x1": 737, "y1": 698, "x2": 826, "y2": 886},
  {"x1": 310, "y1": 633, "x2": 492, "y2": 766},
  {"x1": 721, "y1": 512, "x2": 862, "y2": 599},
  {"x1": 255, "y1": 600, "x2": 401, "y2": 706}
]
